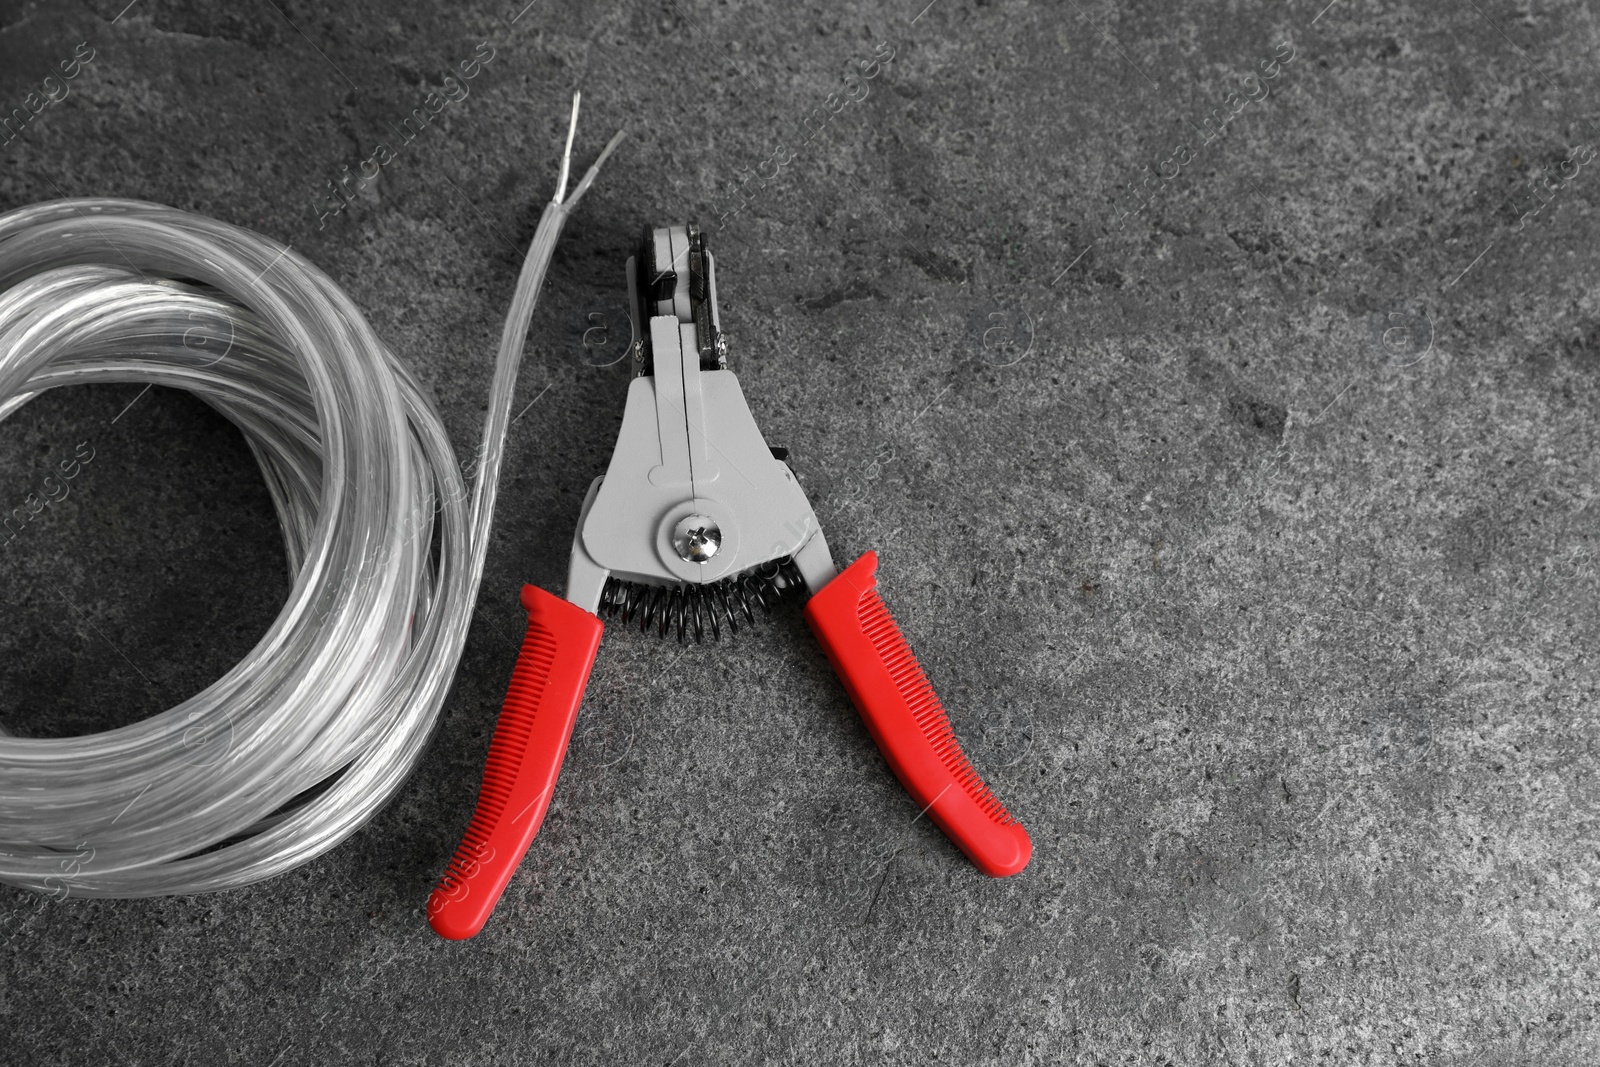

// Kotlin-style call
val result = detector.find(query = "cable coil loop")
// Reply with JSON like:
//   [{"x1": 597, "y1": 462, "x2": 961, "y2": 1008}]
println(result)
[{"x1": 0, "y1": 109, "x2": 623, "y2": 897}]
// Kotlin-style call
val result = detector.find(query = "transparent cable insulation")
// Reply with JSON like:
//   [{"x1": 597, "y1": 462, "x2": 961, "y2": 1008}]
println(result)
[{"x1": 0, "y1": 111, "x2": 623, "y2": 898}]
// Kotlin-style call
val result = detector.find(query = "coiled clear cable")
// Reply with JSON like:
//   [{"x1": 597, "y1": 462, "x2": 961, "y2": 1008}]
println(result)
[{"x1": 0, "y1": 96, "x2": 623, "y2": 898}]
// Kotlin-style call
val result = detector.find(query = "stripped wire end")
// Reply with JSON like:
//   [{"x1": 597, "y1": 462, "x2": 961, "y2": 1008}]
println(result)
[
  {"x1": 554, "y1": 91, "x2": 581, "y2": 205},
  {"x1": 551, "y1": 91, "x2": 626, "y2": 213}
]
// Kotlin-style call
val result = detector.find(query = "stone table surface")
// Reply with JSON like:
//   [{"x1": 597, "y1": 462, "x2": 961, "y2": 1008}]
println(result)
[{"x1": 1, "y1": 0, "x2": 1597, "y2": 1063}]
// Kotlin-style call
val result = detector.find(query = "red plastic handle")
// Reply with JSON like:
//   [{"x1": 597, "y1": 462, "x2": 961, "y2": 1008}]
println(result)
[
  {"x1": 428, "y1": 584, "x2": 603, "y2": 940},
  {"x1": 804, "y1": 552, "x2": 1032, "y2": 877}
]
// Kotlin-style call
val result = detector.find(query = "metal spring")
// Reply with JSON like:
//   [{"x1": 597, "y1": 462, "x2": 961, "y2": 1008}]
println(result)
[{"x1": 599, "y1": 557, "x2": 806, "y2": 643}]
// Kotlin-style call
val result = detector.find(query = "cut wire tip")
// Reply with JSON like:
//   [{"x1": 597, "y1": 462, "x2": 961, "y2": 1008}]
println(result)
[
  {"x1": 552, "y1": 90, "x2": 625, "y2": 210},
  {"x1": 555, "y1": 91, "x2": 581, "y2": 204}
]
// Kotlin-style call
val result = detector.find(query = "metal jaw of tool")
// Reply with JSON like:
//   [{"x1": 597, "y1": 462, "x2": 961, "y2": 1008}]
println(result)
[
  {"x1": 428, "y1": 226, "x2": 1033, "y2": 940},
  {"x1": 564, "y1": 223, "x2": 837, "y2": 623}
]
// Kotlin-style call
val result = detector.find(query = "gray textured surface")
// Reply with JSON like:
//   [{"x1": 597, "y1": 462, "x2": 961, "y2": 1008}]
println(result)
[{"x1": 1, "y1": 0, "x2": 1598, "y2": 1063}]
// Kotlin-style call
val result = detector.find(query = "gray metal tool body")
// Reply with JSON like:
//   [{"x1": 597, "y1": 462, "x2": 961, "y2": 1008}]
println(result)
[{"x1": 567, "y1": 224, "x2": 837, "y2": 632}]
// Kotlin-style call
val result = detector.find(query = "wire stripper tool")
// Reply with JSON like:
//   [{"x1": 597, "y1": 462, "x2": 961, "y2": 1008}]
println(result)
[{"x1": 429, "y1": 224, "x2": 1031, "y2": 939}]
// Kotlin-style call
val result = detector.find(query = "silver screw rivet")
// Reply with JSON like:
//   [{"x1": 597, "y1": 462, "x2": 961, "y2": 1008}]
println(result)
[{"x1": 672, "y1": 515, "x2": 722, "y2": 563}]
